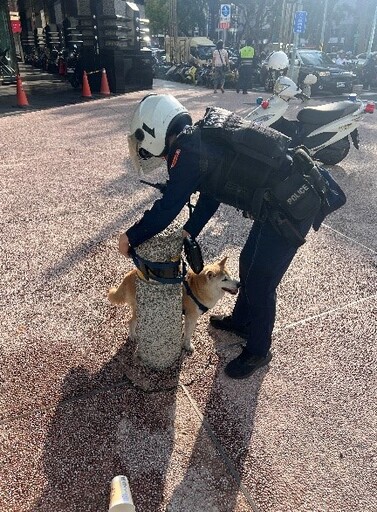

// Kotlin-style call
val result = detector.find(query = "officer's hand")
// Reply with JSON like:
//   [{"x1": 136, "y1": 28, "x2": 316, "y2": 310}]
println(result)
[
  {"x1": 119, "y1": 233, "x2": 131, "y2": 257},
  {"x1": 182, "y1": 229, "x2": 191, "y2": 239}
]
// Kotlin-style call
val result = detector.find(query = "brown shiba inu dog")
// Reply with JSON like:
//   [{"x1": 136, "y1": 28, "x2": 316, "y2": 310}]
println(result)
[{"x1": 108, "y1": 257, "x2": 240, "y2": 353}]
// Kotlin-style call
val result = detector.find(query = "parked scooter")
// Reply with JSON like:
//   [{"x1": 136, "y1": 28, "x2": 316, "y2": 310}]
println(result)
[
  {"x1": 63, "y1": 45, "x2": 82, "y2": 88},
  {"x1": 0, "y1": 48, "x2": 17, "y2": 84},
  {"x1": 245, "y1": 52, "x2": 374, "y2": 165}
]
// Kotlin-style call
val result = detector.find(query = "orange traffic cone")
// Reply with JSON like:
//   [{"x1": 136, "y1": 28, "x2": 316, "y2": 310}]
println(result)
[
  {"x1": 82, "y1": 71, "x2": 92, "y2": 98},
  {"x1": 16, "y1": 75, "x2": 29, "y2": 107},
  {"x1": 100, "y1": 68, "x2": 111, "y2": 95}
]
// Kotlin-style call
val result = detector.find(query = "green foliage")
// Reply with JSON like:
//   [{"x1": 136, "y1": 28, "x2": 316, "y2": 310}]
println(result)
[
  {"x1": 145, "y1": 0, "x2": 208, "y2": 37},
  {"x1": 177, "y1": 0, "x2": 208, "y2": 36},
  {"x1": 145, "y1": 0, "x2": 362, "y2": 50},
  {"x1": 145, "y1": 0, "x2": 170, "y2": 36}
]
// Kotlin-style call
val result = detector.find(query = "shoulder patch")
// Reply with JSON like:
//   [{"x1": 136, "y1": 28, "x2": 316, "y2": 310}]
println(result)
[{"x1": 171, "y1": 148, "x2": 181, "y2": 168}]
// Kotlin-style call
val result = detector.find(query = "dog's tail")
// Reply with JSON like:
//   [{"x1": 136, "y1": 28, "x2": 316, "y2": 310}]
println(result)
[{"x1": 108, "y1": 282, "x2": 127, "y2": 305}]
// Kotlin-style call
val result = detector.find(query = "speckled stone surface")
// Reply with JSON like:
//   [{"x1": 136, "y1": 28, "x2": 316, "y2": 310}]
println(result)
[
  {"x1": 1, "y1": 80, "x2": 376, "y2": 511},
  {"x1": 134, "y1": 215, "x2": 186, "y2": 370}
]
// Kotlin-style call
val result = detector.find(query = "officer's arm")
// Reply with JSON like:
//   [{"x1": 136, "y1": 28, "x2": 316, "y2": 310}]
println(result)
[
  {"x1": 183, "y1": 192, "x2": 220, "y2": 239},
  {"x1": 126, "y1": 152, "x2": 201, "y2": 248}
]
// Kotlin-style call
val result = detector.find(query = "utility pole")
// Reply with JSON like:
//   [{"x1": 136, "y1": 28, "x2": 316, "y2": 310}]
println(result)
[
  {"x1": 366, "y1": 3, "x2": 377, "y2": 56},
  {"x1": 169, "y1": 0, "x2": 178, "y2": 63},
  {"x1": 288, "y1": 0, "x2": 303, "y2": 80},
  {"x1": 279, "y1": 0, "x2": 288, "y2": 49},
  {"x1": 283, "y1": 0, "x2": 296, "y2": 53},
  {"x1": 319, "y1": 0, "x2": 329, "y2": 51}
]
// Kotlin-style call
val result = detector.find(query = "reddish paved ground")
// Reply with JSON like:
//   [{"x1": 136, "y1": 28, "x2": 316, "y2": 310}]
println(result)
[{"x1": 1, "y1": 78, "x2": 376, "y2": 512}]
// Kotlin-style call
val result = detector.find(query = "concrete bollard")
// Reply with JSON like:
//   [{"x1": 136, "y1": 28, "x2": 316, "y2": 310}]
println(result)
[{"x1": 134, "y1": 212, "x2": 187, "y2": 370}]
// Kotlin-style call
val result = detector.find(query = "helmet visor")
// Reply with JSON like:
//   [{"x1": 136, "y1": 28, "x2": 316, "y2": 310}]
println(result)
[{"x1": 127, "y1": 132, "x2": 165, "y2": 175}]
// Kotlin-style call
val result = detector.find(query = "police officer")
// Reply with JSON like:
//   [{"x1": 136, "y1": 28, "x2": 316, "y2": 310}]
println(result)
[
  {"x1": 237, "y1": 39, "x2": 255, "y2": 94},
  {"x1": 363, "y1": 53, "x2": 377, "y2": 91},
  {"x1": 120, "y1": 94, "x2": 341, "y2": 379}
]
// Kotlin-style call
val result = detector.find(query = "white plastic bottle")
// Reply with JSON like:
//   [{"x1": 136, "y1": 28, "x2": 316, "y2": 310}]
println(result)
[{"x1": 108, "y1": 475, "x2": 136, "y2": 512}]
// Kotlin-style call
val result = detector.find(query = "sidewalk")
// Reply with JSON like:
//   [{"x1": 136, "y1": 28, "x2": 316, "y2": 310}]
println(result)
[
  {"x1": 0, "y1": 64, "x2": 91, "y2": 115},
  {"x1": 0, "y1": 80, "x2": 376, "y2": 512}
]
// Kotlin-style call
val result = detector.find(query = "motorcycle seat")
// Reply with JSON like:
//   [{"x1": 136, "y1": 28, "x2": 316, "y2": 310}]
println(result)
[{"x1": 297, "y1": 101, "x2": 360, "y2": 125}]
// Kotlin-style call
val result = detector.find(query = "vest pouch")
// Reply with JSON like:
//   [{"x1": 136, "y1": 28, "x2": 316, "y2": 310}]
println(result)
[
  {"x1": 222, "y1": 153, "x2": 273, "y2": 212},
  {"x1": 200, "y1": 151, "x2": 273, "y2": 213},
  {"x1": 272, "y1": 172, "x2": 322, "y2": 221}
]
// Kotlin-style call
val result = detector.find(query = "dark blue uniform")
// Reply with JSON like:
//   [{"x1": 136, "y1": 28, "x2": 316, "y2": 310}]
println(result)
[{"x1": 126, "y1": 129, "x2": 312, "y2": 358}]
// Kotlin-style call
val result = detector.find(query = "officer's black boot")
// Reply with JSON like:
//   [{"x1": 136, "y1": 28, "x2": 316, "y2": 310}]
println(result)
[
  {"x1": 225, "y1": 348, "x2": 272, "y2": 379},
  {"x1": 209, "y1": 315, "x2": 248, "y2": 339}
]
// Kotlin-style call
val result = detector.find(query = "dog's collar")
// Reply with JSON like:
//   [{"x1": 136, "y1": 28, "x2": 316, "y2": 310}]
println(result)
[{"x1": 183, "y1": 280, "x2": 208, "y2": 313}]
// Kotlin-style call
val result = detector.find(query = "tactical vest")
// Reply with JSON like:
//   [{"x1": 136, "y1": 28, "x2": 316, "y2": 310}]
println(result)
[
  {"x1": 192, "y1": 107, "x2": 332, "y2": 246},
  {"x1": 195, "y1": 106, "x2": 293, "y2": 218},
  {"x1": 192, "y1": 107, "x2": 336, "y2": 247}
]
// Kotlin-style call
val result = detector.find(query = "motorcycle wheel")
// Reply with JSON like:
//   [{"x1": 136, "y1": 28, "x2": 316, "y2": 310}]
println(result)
[{"x1": 313, "y1": 137, "x2": 350, "y2": 166}]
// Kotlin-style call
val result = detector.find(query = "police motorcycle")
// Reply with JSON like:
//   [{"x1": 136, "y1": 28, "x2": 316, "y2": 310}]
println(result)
[{"x1": 245, "y1": 51, "x2": 374, "y2": 166}]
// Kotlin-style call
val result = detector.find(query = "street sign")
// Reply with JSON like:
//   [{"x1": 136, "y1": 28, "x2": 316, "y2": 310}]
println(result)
[
  {"x1": 293, "y1": 11, "x2": 307, "y2": 34},
  {"x1": 10, "y1": 11, "x2": 21, "y2": 33},
  {"x1": 220, "y1": 4, "x2": 231, "y2": 23},
  {"x1": 219, "y1": 22, "x2": 230, "y2": 30},
  {"x1": 11, "y1": 20, "x2": 22, "y2": 33}
]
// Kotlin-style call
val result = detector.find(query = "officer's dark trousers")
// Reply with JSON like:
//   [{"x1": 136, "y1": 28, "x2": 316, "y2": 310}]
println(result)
[
  {"x1": 232, "y1": 218, "x2": 313, "y2": 357},
  {"x1": 238, "y1": 64, "x2": 253, "y2": 92}
]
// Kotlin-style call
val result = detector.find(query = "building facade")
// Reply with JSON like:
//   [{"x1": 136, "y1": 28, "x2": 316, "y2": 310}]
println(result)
[{"x1": 1, "y1": 0, "x2": 152, "y2": 92}]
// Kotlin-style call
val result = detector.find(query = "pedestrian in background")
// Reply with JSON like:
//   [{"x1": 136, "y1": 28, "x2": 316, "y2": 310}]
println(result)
[
  {"x1": 237, "y1": 39, "x2": 255, "y2": 94},
  {"x1": 335, "y1": 50, "x2": 347, "y2": 66},
  {"x1": 212, "y1": 40, "x2": 229, "y2": 94}
]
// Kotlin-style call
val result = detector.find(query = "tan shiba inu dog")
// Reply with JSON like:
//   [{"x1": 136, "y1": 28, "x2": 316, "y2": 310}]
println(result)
[{"x1": 108, "y1": 257, "x2": 240, "y2": 353}]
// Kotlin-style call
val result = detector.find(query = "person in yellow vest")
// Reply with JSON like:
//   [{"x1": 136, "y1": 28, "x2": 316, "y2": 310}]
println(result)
[{"x1": 237, "y1": 39, "x2": 255, "y2": 94}]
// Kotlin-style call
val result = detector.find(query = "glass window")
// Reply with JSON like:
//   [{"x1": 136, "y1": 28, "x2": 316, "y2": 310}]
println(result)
[{"x1": 299, "y1": 51, "x2": 335, "y2": 68}]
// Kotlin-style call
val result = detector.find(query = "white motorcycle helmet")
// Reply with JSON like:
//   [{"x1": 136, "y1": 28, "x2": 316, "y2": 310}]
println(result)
[
  {"x1": 268, "y1": 51, "x2": 289, "y2": 71},
  {"x1": 129, "y1": 93, "x2": 192, "y2": 159}
]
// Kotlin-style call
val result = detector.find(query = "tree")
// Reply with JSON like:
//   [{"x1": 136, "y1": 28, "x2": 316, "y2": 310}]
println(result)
[
  {"x1": 303, "y1": 0, "x2": 357, "y2": 50},
  {"x1": 177, "y1": 0, "x2": 208, "y2": 36},
  {"x1": 230, "y1": 0, "x2": 282, "y2": 51},
  {"x1": 145, "y1": 0, "x2": 170, "y2": 36},
  {"x1": 145, "y1": 0, "x2": 208, "y2": 37}
]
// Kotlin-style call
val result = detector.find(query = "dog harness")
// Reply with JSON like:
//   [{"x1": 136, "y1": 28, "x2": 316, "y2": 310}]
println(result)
[
  {"x1": 129, "y1": 247, "x2": 185, "y2": 284},
  {"x1": 183, "y1": 280, "x2": 208, "y2": 314}
]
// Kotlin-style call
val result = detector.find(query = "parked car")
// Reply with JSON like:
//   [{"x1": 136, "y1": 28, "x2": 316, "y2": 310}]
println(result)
[
  {"x1": 293, "y1": 49, "x2": 357, "y2": 93},
  {"x1": 260, "y1": 49, "x2": 357, "y2": 94}
]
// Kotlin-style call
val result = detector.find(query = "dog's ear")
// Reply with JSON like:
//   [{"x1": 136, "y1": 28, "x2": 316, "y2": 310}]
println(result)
[
  {"x1": 205, "y1": 270, "x2": 215, "y2": 279},
  {"x1": 219, "y1": 256, "x2": 228, "y2": 267}
]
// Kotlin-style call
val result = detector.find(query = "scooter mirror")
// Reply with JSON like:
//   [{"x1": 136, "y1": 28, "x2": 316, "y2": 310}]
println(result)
[{"x1": 303, "y1": 73, "x2": 317, "y2": 85}]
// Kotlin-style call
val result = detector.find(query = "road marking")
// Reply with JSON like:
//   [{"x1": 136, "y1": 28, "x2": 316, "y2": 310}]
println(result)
[
  {"x1": 179, "y1": 382, "x2": 262, "y2": 512},
  {"x1": 322, "y1": 223, "x2": 376, "y2": 254}
]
